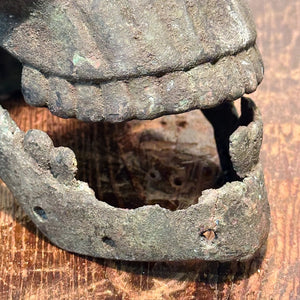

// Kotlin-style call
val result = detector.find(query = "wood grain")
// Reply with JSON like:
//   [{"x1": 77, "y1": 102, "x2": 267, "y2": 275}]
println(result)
[{"x1": 0, "y1": 0, "x2": 299, "y2": 299}]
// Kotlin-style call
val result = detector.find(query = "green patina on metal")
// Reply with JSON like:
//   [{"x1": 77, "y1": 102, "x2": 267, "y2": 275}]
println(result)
[{"x1": 72, "y1": 52, "x2": 87, "y2": 66}]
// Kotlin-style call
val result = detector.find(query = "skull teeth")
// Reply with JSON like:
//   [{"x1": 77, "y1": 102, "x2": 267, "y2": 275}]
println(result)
[
  {"x1": 23, "y1": 129, "x2": 77, "y2": 183},
  {"x1": 229, "y1": 98, "x2": 263, "y2": 178},
  {"x1": 21, "y1": 45, "x2": 263, "y2": 122},
  {"x1": 50, "y1": 147, "x2": 78, "y2": 184},
  {"x1": 23, "y1": 129, "x2": 54, "y2": 169}
]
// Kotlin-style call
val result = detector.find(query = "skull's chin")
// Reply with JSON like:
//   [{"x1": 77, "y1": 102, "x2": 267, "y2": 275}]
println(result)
[{"x1": 0, "y1": 96, "x2": 269, "y2": 261}]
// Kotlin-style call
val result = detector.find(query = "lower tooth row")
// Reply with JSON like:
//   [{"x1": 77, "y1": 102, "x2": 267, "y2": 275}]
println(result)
[{"x1": 23, "y1": 129, "x2": 77, "y2": 184}]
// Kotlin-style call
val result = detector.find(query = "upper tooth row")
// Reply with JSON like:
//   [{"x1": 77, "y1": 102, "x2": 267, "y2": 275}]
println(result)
[{"x1": 21, "y1": 46, "x2": 263, "y2": 123}]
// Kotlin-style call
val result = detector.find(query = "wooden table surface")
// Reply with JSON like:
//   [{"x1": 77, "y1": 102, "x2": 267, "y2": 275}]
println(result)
[{"x1": 0, "y1": 0, "x2": 299, "y2": 299}]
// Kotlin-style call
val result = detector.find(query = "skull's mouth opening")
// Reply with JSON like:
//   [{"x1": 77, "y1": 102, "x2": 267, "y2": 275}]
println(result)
[
  {"x1": 0, "y1": 50, "x2": 270, "y2": 262},
  {"x1": 2, "y1": 44, "x2": 264, "y2": 211},
  {"x1": 3, "y1": 96, "x2": 253, "y2": 212},
  {"x1": 72, "y1": 109, "x2": 222, "y2": 211}
]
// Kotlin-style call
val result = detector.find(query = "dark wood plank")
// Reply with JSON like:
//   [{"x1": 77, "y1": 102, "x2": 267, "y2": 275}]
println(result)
[{"x1": 0, "y1": 0, "x2": 299, "y2": 299}]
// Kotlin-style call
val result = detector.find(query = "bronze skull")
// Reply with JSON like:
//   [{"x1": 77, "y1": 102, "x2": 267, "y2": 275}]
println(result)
[{"x1": 0, "y1": 0, "x2": 270, "y2": 261}]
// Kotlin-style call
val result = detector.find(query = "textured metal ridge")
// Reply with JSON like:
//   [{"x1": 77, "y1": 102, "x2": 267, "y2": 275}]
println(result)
[{"x1": 21, "y1": 45, "x2": 263, "y2": 122}]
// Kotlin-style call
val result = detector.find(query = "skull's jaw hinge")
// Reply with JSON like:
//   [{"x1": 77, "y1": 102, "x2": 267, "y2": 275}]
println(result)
[{"x1": 0, "y1": 97, "x2": 270, "y2": 262}]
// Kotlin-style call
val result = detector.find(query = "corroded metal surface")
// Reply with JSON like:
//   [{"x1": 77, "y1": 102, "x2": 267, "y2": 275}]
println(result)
[
  {"x1": 0, "y1": 0, "x2": 270, "y2": 261},
  {"x1": 0, "y1": 98, "x2": 270, "y2": 261},
  {"x1": 0, "y1": 0, "x2": 299, "y2": 297}
]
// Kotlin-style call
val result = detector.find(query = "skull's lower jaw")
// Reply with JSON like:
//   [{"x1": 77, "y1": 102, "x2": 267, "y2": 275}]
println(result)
[{"x1": 0, "y1": 96, "x2": 270, "y2": 262}]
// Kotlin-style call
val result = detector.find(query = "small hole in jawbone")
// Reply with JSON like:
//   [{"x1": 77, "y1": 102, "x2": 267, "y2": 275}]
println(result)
[
  {"x1": 102, "y1": 236, "x2": 115, "y2": 247},
  {"x1": 33, "y1": 206, "x2": 48, "y2": 220},
  {"x1": 176, "y1": 120, "x2": 187, "y2": 128},
  {"x1": 200, "y1": 229, "x2": 217, "y2": 241}
]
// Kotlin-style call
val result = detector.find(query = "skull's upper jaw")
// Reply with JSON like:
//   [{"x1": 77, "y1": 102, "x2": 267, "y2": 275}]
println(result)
[
  {"x1": 0, "y1": 97, "x2": 270, "y2": 262},
  {"x1": 1, "y1": 0, "x2": 262, "y2": 122},
  {"x1": 20, "y1": 45, "x2": 263, "y2": 122}
]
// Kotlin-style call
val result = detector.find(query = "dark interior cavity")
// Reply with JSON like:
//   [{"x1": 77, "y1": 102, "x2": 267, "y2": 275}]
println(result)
[
  {"x1": 0, "y1": 0, "x2": 41, "y2": 20},
  {"x1": 202, "y1": 102, "x2": 240, "y2": 184},
  {"x1": 201, "y1": 98, "x2": 255, "y2": 185},
  {"x1": 0, "y1": 48, "x2": 22, "y2": 99}
]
